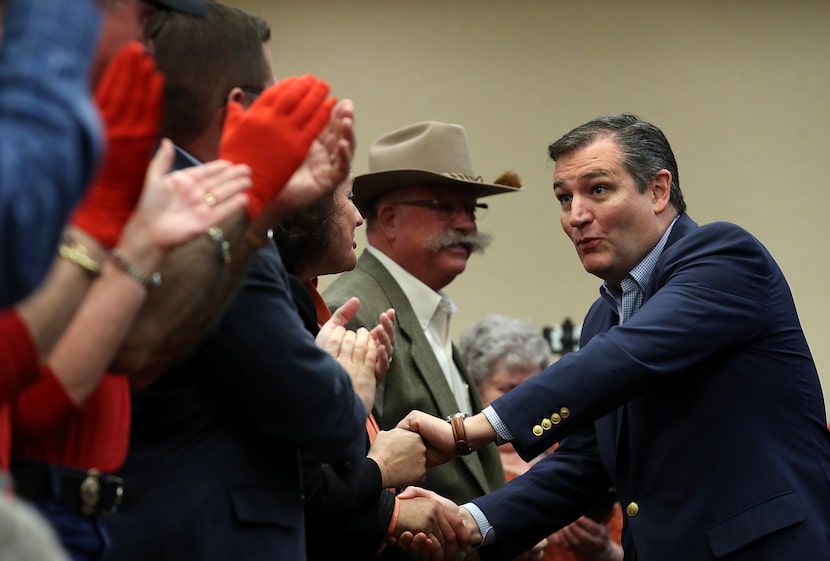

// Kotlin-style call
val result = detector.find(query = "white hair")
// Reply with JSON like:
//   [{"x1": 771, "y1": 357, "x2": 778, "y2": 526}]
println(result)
[{"x1": 459, "y1": 314, "x2": 551, "y2": 384}]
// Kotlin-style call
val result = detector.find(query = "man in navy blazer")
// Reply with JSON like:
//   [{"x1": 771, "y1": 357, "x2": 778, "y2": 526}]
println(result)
[
  {"x1": 107, "y1": 5, "x2": 375, "y2": 561},
  {"x1": 398, "y1": 114, "x2": 830, "y2": 560}
]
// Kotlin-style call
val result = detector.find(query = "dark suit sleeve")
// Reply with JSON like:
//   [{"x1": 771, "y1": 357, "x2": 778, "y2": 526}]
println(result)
[
  {"x1": 291, "y1": 274, "x2": 396, "y2": 556},
  {"x1": 198, "y1": 243, "x2": 367, "y2": 469},
  {"x1": 474, "y1": 427, "x2": 611, "y2": 561},
  {"x1": 303, "y1": 456, "x2": 395, "y2": 559},
  {"x1": 491, "y1": 221, "x2": 784, "y2": 459}
]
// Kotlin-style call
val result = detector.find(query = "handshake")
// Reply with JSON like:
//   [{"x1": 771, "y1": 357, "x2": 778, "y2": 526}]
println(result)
[{"x1": 371, "y1": 410, "x2": 501, "y2": 561}]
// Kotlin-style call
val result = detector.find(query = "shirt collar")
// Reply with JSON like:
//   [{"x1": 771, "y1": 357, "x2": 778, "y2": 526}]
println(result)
[
  {"x1": 367, "y1": 246, "x2": 455, "y2": 329},
  {"x1": 600, "y1": 215, "x2": 680, "y2": 312}
]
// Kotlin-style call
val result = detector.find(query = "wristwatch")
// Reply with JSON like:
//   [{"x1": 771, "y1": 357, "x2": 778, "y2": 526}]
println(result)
[{"x1": 446, "y1": 412, "x2": 473, "y2": 456}]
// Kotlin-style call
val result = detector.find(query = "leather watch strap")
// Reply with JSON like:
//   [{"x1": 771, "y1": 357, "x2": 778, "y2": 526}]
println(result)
[{"x1": 447, "y1": 412, "x2": 473, "y2": 456}]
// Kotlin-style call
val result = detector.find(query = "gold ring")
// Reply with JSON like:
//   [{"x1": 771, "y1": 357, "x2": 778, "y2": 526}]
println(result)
[
  {"x1": 329, "y1": 153, "x2": 337, "y2": 165},
  {"x1": 203, "y1": 192, "x2": 217, "y2": 207}
]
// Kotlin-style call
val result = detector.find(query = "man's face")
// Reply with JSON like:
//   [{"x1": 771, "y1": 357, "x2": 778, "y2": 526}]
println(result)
[
  {"x1": 553, "y1": 137, "x2": 668, "y2": 287},
  {"x1": 380, "y1": 185, "x2": 486, "y2": 291}
]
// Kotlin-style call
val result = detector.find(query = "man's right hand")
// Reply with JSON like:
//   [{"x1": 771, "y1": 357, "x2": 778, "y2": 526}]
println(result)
[{"x1": 391, "y1": 488, "x2": 472, "y2": 561}]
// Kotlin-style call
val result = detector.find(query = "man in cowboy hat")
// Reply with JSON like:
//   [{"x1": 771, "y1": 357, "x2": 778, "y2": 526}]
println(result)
[{"x1": 324, "y1": 120, "x2": 518, "y2": 506}]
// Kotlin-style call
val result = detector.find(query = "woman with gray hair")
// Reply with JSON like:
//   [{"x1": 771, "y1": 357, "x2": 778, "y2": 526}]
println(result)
[
  {"x1": 459, "y1": 314, "x2": 551, "y2": 389},
  {"x1": 459, "y1": 314, "x2": 623, "y2": 561}
]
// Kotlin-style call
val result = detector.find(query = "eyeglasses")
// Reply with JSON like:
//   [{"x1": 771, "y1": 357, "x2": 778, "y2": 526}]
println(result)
[
  {"x1": 238, "y1": 85, "x2": 264, "y2": 99},
  {"x1": 391, "y1": 199, "x2": 488, "y2": 221}
]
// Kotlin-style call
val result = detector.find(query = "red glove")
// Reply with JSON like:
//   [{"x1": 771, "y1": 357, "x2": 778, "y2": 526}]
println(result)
[
  {"x1": 219, "y1": 74, "x2": 335, "y2": 221},
  {"x1": 71, "y1": 42, "x2": 164, "y2": 248}
]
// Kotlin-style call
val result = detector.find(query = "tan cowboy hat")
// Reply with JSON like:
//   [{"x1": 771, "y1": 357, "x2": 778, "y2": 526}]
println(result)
[{"x1": 353, "y1": 121, "x2": 520, "y2": 213}]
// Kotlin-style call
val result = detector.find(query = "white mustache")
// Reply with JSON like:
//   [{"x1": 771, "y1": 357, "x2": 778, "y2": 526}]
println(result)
[{"x1": 423, "y1": 231, "x2": 493, "y2": 254}]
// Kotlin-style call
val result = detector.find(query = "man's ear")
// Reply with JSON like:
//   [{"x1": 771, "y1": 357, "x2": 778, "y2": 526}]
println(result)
[
  {"x1": 651, "y1": 169, "x2": 672, "y2": 214},
  {"x1": 374, "y1": 202, "x2": 399, "y2": 239},
  {"x1": 226, "y1": 86, "x2": 250, "y2": 108}
]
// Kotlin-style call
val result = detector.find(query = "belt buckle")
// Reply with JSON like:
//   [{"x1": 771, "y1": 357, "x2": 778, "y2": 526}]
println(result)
[{"x1": 79, "y1": 469, "x2": 101, "y2": 516}]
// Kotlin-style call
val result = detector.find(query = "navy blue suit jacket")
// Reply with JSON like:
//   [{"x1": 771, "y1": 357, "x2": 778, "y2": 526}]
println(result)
[
  {"x1": 474, "y1": 214, "x2": 830, "y2": 560},
  {"x1": 107, "y1": 151, "x2": 368, "y2": 561}
]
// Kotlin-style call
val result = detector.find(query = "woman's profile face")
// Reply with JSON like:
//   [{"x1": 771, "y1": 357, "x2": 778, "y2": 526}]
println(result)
[{"x1": 319, "y1": 175, "x2": 364, "y2": 275}]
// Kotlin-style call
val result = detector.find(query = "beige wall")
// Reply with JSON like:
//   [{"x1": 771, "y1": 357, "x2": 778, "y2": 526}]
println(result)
[{"x1": 227, "y1": 0, "x2": 830, "y2": 415}]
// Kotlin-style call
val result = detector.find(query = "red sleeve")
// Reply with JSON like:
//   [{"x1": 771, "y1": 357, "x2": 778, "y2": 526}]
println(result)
[
  {"x1": 0, "y1": 309, "x2": 40, "y2": 404},
  {"x1": 11, "y1": 365, "x2": 81, "y2": 441}
]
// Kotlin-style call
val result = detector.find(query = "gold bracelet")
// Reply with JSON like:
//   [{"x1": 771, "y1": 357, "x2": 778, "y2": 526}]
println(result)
[
  {"x1": 110, "y1": 251, "x2": 161, "y2": 289},
  {"x1": 207, "y1": 227, "x2": 232, "y2": 264},
  {"x1": 57, "y1": 235, "x2": 101, "y2": 276}
]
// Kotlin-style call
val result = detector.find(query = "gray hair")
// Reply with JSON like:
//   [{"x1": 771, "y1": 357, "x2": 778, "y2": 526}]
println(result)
[
  {"x1": 0, "y1": 493, "x2": 69, "y2": 561},
  {"x1": 548, "y1": 114, "x2": 686, "y2": 215},
  {"x1": 458, "y1": 314, "x2": 551, "y2": 385}
]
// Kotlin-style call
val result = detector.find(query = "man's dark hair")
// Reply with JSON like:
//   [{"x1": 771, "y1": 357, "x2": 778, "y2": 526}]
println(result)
[
  {"x1": 150, "y1": 0, "x2": 272, "y2": 145},
  {"x1": 548, "y1": 114, "x2": 686, "y2": 214}
]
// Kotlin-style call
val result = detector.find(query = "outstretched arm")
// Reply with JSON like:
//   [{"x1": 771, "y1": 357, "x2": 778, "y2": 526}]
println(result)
[{"x1": 396, "y1": 410, "x2": 498, "y2": 467}]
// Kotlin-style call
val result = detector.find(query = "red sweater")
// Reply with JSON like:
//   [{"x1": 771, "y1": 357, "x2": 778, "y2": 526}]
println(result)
[
  {"x1": 0, "y1": 310, "x2": 131, "y2": 473},
  {"x1": 11, "y1": 370, "x2": 130, "y2": 473},
  {"x1": 0, "y1": 310, "x2": 42, "y2": 470}
]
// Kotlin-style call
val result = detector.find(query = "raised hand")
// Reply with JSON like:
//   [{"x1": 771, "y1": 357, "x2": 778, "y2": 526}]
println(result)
[
  {"x1": 72, "y1": 41, "x2": 164, "y2": 248},
  {"x1": 219, "y1": 74, "x2": 335, "y2": 221},
  {"x1": 367, "y1": 428, "x2": 426, "y2": 489},
  {"x1": 370, "y1": 307, "x2": 396, "y2": 381},
  {"x1": 120, "y1": 139, "x2": 251, "y2": 251},
  {"x1": 254, "y1": 98, "x2": 355, "y2": 228},
  {"x1": 317, "y1": 297, "x2": 378, "y2": 411}
]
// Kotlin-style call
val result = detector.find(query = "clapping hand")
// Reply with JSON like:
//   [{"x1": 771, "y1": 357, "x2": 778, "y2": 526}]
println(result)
[
  {"x1": 253, "y1": 98, "x2": 356, "y2": 229},
  {"x1": 123, "y1": 139, "x2": 250, "y2": 251},
  {"x1": 317, "y1": 297, "x2": 378, "y2": 412},
  {"x1": 369, "y1": 307, "x2": 395, "y2": 381}
]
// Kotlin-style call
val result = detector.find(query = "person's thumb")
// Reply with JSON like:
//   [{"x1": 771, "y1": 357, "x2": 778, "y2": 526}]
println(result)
[
  {"x1": 329, "y1": 297, "x2": 360, "y2": 327},
  {"x1": 144, "y1": 138, "x2": 175, "y2": 186}
]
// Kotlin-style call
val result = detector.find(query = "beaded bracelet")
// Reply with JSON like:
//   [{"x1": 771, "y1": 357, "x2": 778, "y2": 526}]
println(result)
[
  {"x1": 110, "y1": 251, "x2": 161, "y2": 289},
  {"x1": 207, "y1": 227, "x2": 232, "y2": 264}
]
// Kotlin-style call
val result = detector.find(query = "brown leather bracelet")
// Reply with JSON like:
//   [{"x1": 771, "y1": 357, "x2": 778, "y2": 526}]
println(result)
[{"x1": 447, "y1": 412, "x2": 473, "y2": 456}]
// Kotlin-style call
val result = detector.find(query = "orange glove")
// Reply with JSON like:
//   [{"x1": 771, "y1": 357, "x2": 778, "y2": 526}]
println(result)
[
  {"x1": 71, "y1": 42, "x2": 164, "y2": 248},
  {"x1": 219, "y1": 74, "x2": 335, "y2": 221}
]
